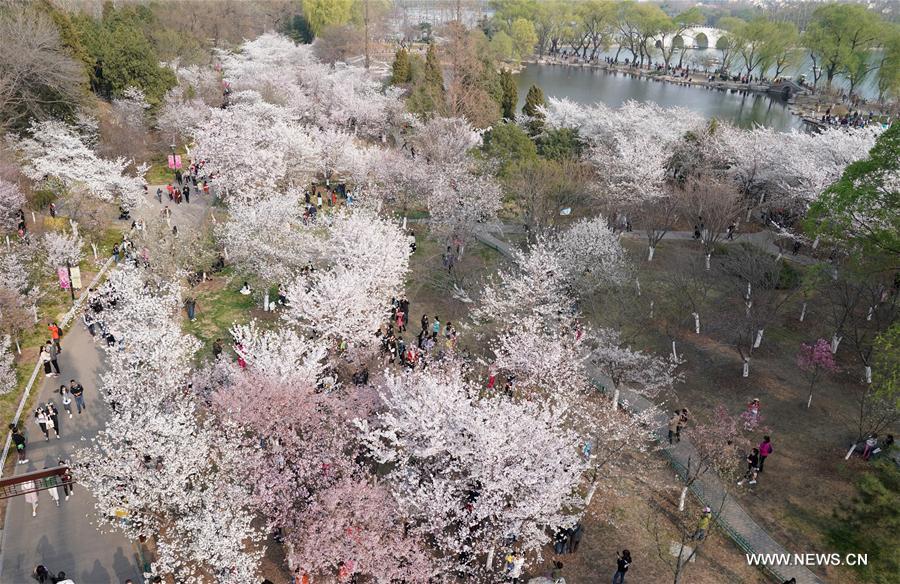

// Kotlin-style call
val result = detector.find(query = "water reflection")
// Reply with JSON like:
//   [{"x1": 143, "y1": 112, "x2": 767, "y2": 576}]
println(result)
[{"x1": 515, "y1": 63, "x2": 804, "y2": 132}]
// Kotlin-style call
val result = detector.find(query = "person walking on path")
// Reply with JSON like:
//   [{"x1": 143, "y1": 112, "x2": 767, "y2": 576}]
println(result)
[
  {"x1": 69, "y1": 379, "x2": 86, "y2": 414},
  {"x1": 48, "y1": 322, "x2": 61, "y2": 353},
  {"x1": 54, "y1": 571, "x2": 75, "y2": 584},
  {"x1": 862, "y1": 433, "x2": 878, "y2": 460},
  {"x1": 667, "y1": 411, "x2": 681, "y2": 444},
  {"x1": 613, "y1": 550, "x2": 631, "y2": 583},
  {"x1": 692, "y1": 507, "x2": 712, "y2": 540},
  {"x1": 676, "y1": 408, "x2": 689, "y2": 441},
  {"x1": 59, "y1": 385, "x2": 73, "y2": 418},
  {"x1": 44, "y1": 469, "x2": 60, "y2": 507},
  {"x1": 46, "y1": 341, "x2": 61, "y2": 376},
  {"x1": 737, "y1": 448, "x2": 760, "y2": 486},
  {"x1": 23, "y1": 480, "x2": 38, "y2": 517},
  {"x1": 11, "y1": 423, "x2": 28, "y2": 464},
  {"x1": 758, "y1": 436, "x2": 773, "y2": 472},
  {"x1": 46, "y1": 401, "x2": 61, "y2": 438},
  {"x1": 35, "y1": 407, "x2": 50, "y2": 441},
  {"x1": 40, "y1": 345, "x2": 58, "y2": 377},
  {"x1": 59, "y1": 459, "x2": 74, "y2": 500}
]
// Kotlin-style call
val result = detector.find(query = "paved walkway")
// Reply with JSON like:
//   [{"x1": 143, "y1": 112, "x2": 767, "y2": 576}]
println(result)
[
  {"x1": 139, "y1": 182, "x2": 214, "y2": 230},
  {"x1": 474, "y1": 228, "x2": 822, "y2": 584},
  {"x1": 0, "y1": 324, "x2": 143, "y2": 583},
  {"x1": 483, "y1": 222, "x2": 819, "y2": 266}
]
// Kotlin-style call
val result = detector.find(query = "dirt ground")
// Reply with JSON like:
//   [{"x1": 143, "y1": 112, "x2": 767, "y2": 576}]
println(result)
[
  {"x1": 527, "y1": 450, "x2": 770, "y2": 584},
  {"x1": 584, "y1": 237, "x2": 899, "y2": 584}
]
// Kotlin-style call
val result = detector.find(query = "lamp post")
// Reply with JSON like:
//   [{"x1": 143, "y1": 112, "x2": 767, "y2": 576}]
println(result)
[{"x1": 65, "y1": 261, "x2": 75, "y2": 302}]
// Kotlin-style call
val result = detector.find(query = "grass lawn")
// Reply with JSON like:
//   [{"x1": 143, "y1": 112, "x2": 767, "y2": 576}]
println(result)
[{"x1": 182, "y1": 269, "x2": 273, "y2": 361}]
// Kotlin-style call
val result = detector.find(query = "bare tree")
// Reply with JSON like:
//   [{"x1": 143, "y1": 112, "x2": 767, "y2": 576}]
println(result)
[
  {"x1": 679, "y1": 179, "x2": 743, "y2": 270},
  {"x1": 0, "y1": 8, "x2": 86, "y2": 130},
  {"x1": 716, "y1": 246, "x2": 800, "y2": 377},
  {"x1": 505, "y1": 159, "x2": 590, "y2": 238},
  {"x1": 647, "y1": 405, "x2": 748, "y2": 584}
]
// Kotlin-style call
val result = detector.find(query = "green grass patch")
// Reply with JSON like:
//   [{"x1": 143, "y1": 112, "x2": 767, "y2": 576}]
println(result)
[
  {"x1": 183, "y1": 272, "x2": 258, "y2": 360},
  {"x1": 145, "y1": 163, "x2": 175, "y2": 185}
]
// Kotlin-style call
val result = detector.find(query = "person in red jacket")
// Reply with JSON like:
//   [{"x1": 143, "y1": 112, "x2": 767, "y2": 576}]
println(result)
[{"x1": 48, "y1": 322, "x2": 61, "y2": 353}]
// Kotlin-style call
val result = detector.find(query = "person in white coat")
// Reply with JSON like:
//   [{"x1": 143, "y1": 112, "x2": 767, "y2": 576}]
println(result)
[{"x1": 23, "y1": 480, "x2": 38, "y2": 517}]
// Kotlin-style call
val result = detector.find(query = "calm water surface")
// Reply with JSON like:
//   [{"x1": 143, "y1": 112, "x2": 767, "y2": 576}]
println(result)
[{"x1": 516, "y1": 63, "x2": 804, "y2": 132}]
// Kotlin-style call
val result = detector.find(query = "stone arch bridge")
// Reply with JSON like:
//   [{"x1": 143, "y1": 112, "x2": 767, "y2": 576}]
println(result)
[{"x1": 660, "y1": 26, "x2": 725, "y2": 50}]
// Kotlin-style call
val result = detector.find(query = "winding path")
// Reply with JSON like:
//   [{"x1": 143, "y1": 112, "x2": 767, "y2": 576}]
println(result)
[{"x1": 474, "y1": 227, "x2": 823, "y2": 584}]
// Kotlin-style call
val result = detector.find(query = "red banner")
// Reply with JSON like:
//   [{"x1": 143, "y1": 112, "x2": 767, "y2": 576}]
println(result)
[
  {"x1": 57, "y1": 267, "x2": 70, "y2": 290},
  {"x1": 174, "y1": 154, "x2": 182, "y2": 169},
  {"x1": 167, "y1": 155, "x2": 176, "y2": 169}
]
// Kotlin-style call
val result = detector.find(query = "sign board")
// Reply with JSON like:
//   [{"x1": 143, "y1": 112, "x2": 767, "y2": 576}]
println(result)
[
  {"x1": 70, "y1": 266, "x2": 82, "y2": 290},
  {"x1": 174, "y1": 154, "x2": 182, "y2": 169},
  {"x1": 57, "y1": 267, "x2": 70, "y2": 290},
  {"x1": 167, "y1": 154, "x2": 176, "y2": 169}
]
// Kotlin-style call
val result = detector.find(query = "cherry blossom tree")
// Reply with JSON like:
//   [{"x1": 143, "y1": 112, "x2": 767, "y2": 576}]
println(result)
[
  {"x1": 359, "y1": 363, "x2": 588, "y2": 576},
  {"x1": 590, "y1": 327, "x2": 683, "y2": 406},
  {"x1": 551, "y1": 216, "x2": 629, "y2": 290},
  {"x1": 0, "y1": 335, "x2": 15, "y2": 395},
  {"x1": 410, "y1": 116, "x2": 483, "y2": 164},
  {"x1": 0, "y1": 178, "x2": 25, "y2": 232},
  {"x1": 229, "y1": 320, "x2": 326, "y2": 383},
  {"x1": 797, "y1": 338, "x2": 840, "y2": 409},
  {"x1": 42, "y1": 231, "x2": 84, "y2": 269},
  {"x1": 284, "y1": 209, "x2": 411, "y2": 355},
  {"x1": 425, "y1": 162, "x2": 503, "y2": 248},
  {"x1": 14, "y1": 120, "x2": 147, "y2": 209},
  {"x1": 156, "y1": 85, "x2": 211, "y2": 146},
  {"x1": 75, "y1": 267, "x2": 262, "y2": 583}
]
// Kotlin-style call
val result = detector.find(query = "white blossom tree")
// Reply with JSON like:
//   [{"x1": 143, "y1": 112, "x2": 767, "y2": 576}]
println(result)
[
  {"x1": 0, "y1": 178, "x2": 26, "y2": 231},
  {"x1": 75, "y1": 267, "x2": 262, "y2": 583},
  {"x1": 42, "y1": 231, "x2": 84, "y2": 269},
  {"x1": 15, "y1": 120, "x2": 147, "y2": 209},
  {"x1": 358, "y1": 363, "x2": 588, "y2": 575},
  {"x1": 0, "y1": 335, "x2": 15, "y2": 395},
  {"x1": 284, "y1": 209, "x2": 411, "y2": 355}
]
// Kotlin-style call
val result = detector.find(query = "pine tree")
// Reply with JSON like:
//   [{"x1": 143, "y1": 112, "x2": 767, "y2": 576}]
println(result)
[
  {"x1": 391, "y1": 47, "x2": 411, "y2": 85},
  {"x1": 499, "y1": 69, "x2": 517, "y2": 120},
  {"x1": 423, "y1": 43, "x2": 443, "y2": 93},
  {"x1": 408, "y1": 43, "x2": 445, "y2": 117},
  {"x1": 522, "y1": 84, "x2": 546, "y2": 119}
]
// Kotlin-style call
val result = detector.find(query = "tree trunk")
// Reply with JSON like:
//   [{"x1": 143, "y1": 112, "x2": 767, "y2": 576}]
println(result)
[
  {"x1": 867, "y1": 306, "x2": 874, "y2": 321},
  {"x1": 636, "y1": 279, "x2": 641, "y2": 296},
  {"x1": 845, "y1": 442, "x2": 857, "y2": 460},
  {"x1": 611, "y1": 388, "x2": 619, "y2": 411},
  {"x1": 799, "y1": 302, "x2": 807, "y2": 322},
  {"x1": 586, "y1": 481, "x2": 599, "y2": 505},
  {"x1": 91, "y1": 243, "x2": 98, "y2": 259},
  {"x1": 264, "y1": 291, "x2": 270, "y2": 312},
  {"x1": 831, "y1": 334, "x2": 841, "y2": 354},
  {"x1": 705, "y1": 253, "x2": 711, "y2": 270},
  {"x1": 486, "y1": 547, "x2": 494, "y2": 570},
  {"x1": 753, "y1": 328, "x2": 764, "y2": 348},
  {"x1": 807, "y1": 389, "x2": 813, "y2": 409},
  {"x1": 5, "y1": 235, "x2": 9, "y2": 249},
  {"x1": 671, "y1": 340, "x2": 678, "y2": 361},
  {"x1": 812, "y1": 235, "x2": 820, "y2": 249},
  {"x1": 15, "y1": 338, "x2": 21, "y2": 354},
  {"x1": 647, "y1": 245, "x2": 655, "y2": 261},
  {"x1": 693, "y1": 312, "x2": 700, "y2": 334},
  {"x1": 649, "y1": 300, "x2": 654, "y2": 318},
  {"x1": 678, "y1": 486, "x2": 688, "y2": 511},
  {"x1": 865, "y1": 366, "x2": 872, "y2": 384},
  {"x1": 742, "y1": 358, "x2": 750, "y2": 378}
]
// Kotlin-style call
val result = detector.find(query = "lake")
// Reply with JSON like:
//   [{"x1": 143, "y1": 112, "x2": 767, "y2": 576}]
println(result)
[{"x1": 515, "y1": 62, "x2": 804, "y2": 132}]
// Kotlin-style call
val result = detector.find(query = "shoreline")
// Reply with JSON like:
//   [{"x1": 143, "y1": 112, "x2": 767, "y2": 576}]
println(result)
[{"x1": 519, "y1": 57, "x2": 894, "y2": 129}]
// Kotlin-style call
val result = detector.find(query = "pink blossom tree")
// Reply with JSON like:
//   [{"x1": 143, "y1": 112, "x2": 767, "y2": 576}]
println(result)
[{"x1": 797, "y1": 338, "x2": 840, "y2": 409}]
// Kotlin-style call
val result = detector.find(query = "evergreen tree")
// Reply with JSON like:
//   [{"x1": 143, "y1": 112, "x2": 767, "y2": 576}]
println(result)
[
  {"x1": 522, "y1": 84, "x2": 546, "y2": 119},
  {"x1": 828, "y1": 460, "x2": 899, "y2": 584},
  {"x1": 391, "y1": 47, "x2": 411, "y2": 85},
  {"x1": 499, "y1": 69, "x2": 517, "y2": 120},
  {"x1": 423, "y1": 43, "x2": 443, "y2": 93},
  {"x1": 407, "y1": 43, "x2": 445, "y2": 117}
]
